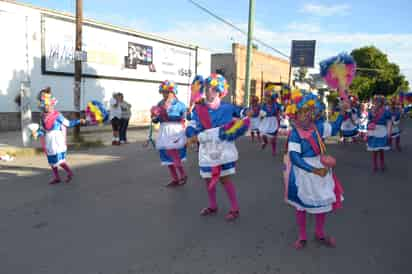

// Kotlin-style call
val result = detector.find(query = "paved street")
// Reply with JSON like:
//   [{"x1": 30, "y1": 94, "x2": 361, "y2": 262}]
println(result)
[{"x1": 1, "y1": 122, "x2": 411, "y2": 274}]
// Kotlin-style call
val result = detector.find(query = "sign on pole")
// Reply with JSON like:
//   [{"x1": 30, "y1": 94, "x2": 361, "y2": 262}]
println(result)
[
  {"x1": 291, "y1": 40, "x2": 316, "y2": 68},
  {"x1": 20, "y1": 81, "x2": 32, "y2": 147}
]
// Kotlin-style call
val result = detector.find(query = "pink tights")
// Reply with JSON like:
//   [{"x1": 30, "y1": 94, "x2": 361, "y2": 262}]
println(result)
[
  {"x1": 206, "y1": 178, "x2": 239, "y2": 211},
  {"x1": 168, "y1": 165, "x2": 187, "y2": 181},
  {"x1": 372, "y1": 150, "x2": 385, "y2": 171},
  {"x1": 262, "y1": 135, "x2": 277, "y2": 155},
  {"x1": 296, "y1": 211, "x2": 327, "y2": 240},
  {"x1": 51, "y1": 162, "x2": 73, "y2": 180}
]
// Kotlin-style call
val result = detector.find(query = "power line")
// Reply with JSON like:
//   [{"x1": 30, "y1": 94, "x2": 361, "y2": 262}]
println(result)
[{"x1": 187, "y1": 0, "x2": 290, "y2": 59}]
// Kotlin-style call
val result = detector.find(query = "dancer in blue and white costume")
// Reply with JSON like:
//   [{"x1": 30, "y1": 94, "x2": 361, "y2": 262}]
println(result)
[
  {"x1": 284, "y1": 90, "x2": 346, "y2": 249},
  {"x1": 249, "y1": 95, "x2": 261, "y2": 143},
  {"x1": 389, "y1": 97, "x2": 402, "y2": 151},
  {"x1": 340, "y1": 96, "x2": 359, "y2": 143},
  {"x1": 367, "y1": 95, "x2": 392, "y2": 172},
  {"x1": 151, "y1": 80, "x2": 188, "y2": 187},
  {"x1": 358, "y1": 103, "x2": 369, "y2": 142},
  {"x1": 32, "y1": 88, "x2": 85, "y2": 184},
  {"x1": 186, "y1": 74, "x2": 251, "y2": 221},
  {"x1": 259, "y1": 88, "x2": 281, "y2": 155}
]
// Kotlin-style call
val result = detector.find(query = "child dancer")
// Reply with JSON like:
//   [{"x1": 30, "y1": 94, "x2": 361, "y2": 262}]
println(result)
[
  {"x1": 259, "y1": 89, "x2": 281, "y2": 156},
  {"x1": 389, "y1": 97, "x2": 402, "y2": 151},
  {"x1": 186, "y1": 74, "x2": 251, "y2": 221},
  {"x1": 340, "y1": 96, "x2": 359, "y2": 143},
  {"x1": 367, "y1": 95, "x2": 392, "y2": 172},
  {"x1": 33, "y1": 91, "x2": 85, "y2": 184},
  {"x1": 284, "y1": 90, "x2": 345, "y2": 249},
  {"x1": 358, "y1": 103, "x2": 369, "y2": 142},
  {"x1": 249, "y1": 95, "x2": 261, "y2": 143},
  {"x1": 151, "y1": 80, "x2": 188, "y2": 187}
]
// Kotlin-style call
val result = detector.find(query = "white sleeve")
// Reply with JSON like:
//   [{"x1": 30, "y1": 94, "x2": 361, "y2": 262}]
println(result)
[{"x1": 288, "y1": 142, "x2": 301, "y2": 153}]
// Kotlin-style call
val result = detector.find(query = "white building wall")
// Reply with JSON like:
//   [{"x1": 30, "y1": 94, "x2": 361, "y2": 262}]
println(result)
[{"x1": 0, "y1": 1, "x2": 210, "y2": 127}]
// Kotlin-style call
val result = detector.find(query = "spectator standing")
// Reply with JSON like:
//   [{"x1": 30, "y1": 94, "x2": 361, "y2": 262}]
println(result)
[
  {"x1": 119, "y1": 93, "x2": 132, "y2": 144},
  {"x1": 110, "y1": 93, "x2": 121, "y2": 145}
]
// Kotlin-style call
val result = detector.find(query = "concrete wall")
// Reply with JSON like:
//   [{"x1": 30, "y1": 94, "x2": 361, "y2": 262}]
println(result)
[
  {"x1": 0, "y1": 1, "x2": 211, "y2": 131},
  {"x1": 211, "y1": 53, "x2": 236, "y2": 103}
]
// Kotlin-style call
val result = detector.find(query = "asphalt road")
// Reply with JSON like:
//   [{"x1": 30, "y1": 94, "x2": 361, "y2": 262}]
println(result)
[{"x1": 0, "y1": 122, "x2": 411, "y2": 274}]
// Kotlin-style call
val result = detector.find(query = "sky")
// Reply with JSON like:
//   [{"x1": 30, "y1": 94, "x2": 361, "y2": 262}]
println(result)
[{"x1": 19, "y1": 0, "x2": 412, "y2": 84}]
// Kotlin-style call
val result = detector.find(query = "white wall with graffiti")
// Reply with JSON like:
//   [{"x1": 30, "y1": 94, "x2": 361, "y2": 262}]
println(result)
[{"x1": 0, "y1": 1, "x2": 211, "y2": 125}]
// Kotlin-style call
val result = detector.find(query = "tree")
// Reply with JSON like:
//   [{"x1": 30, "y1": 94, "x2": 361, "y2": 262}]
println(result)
[
  {"x1": 350, "y1": 46, "x2": 409, "y2": 100},
  {"x1": 294, "y1": 67, "x2": 308, "y2": 82}
]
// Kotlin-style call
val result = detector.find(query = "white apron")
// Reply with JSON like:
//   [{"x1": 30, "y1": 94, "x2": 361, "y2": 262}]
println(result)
[
  {"x1": 198, "y1": 127, "x2": 238, "y2": 167},
  {"x1": 155, "y1": 122, "x2": 186, "y2": 150},
  {"x1": 45, "y1": 130, "x2": 67, "y2": 156},
  {"x1": 292, "y1": 156, "x2": 336, "y2": 213},
  {"x1": 259, "y1": 116, "x2": 279, "y2": 135},
  {"x1": 250, "y1": 117, "x2": 260, "y2": 131}
]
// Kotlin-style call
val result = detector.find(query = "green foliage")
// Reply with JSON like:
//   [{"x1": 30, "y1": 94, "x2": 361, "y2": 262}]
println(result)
[{"x1": 350, "y1": 46, "x2": 409, "y2": 100}]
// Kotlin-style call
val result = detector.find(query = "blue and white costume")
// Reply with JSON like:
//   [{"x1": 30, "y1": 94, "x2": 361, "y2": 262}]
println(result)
[
  {"x1": 367, "y1": 109, "x2": 392, "y2": 151},
  {"x1": 340, "y1": 108, "x2": 359, "y2": 137},
  {"x1": 153, "y1": 99, "x2": 187, "y2": 165},
  {"x1": 186, "y1": 103, "x2": 246, "y2": 178},
  {"x1": 391, "y1": 110, "x2": 401, "y2": 138},
  {"x1": 37, "y1": 113, "x2": 80, "y2": 167},
  {"x1": 287, "y1": 116, "x2": 343, "y2": 214},
  {"x1": 258, "y1": 103, "x2": 280, "y2": 137},
  {"x1": 358, "y1": 111, "x2": 368, "y2": 134},
  {"x1": 249, "y1": 104, "x2": 261, "y2": 132}
]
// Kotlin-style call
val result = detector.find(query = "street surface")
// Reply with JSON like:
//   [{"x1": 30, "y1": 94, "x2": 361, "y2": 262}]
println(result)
[{"x1": 0, "y1": 122, "x2": 411, "y2": 274}]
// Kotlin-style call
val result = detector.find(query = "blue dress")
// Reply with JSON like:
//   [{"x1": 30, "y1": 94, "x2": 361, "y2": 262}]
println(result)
[
  {"x1": 152, "y1": 99, "x2": 187, "y2": 165},
  {"x1": 186, "y1": 102, "x2": 246, "y2": 178},
  {"x1": 391, "y1": 110, "x2": 401, "y2": 138},
  {"x1": 249, "y1": 104, "x2": 261, "y2": 131},
  {"x1": 367, "y1": 110, "x2": 391, "y2": 151},
  {"x1": 37, "y1": 113, "x2": 80, "y2": 167},
  {"x1": 286, "y1": 116, "x2": 343, "y2": 214},
  {"x1": 258, "y1": 103, "x2": 280, "y2": 136},
  {"x1": 341, "y1": 108, "x2": 359, "y2": 137}
]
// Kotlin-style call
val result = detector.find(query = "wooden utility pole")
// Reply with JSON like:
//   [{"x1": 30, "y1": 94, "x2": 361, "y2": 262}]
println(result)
[{"x1": 73, "y1": 0, "x2": 83, "y2": 141}]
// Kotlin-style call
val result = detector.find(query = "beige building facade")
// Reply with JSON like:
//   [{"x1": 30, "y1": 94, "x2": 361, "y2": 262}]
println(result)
[{"x1": 212, "y1": 43, "x2": 290, "y2": 105}]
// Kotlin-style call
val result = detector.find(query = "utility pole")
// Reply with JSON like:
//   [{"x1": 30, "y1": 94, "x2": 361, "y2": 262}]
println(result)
[
  {"x1": 73, "y1": 0, "x2": 83, "y2": 141},
  {"x1": 244, "y1": 0, "x2": 255, "y2": 107}
]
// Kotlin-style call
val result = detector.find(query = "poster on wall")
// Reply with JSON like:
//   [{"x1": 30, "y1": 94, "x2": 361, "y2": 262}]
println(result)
[
  {"x1": 125, "y1": 42, "x2": 153, "y2": 68},
  {"x1": 42, "y1": 15, "x2": 195, "y2": 84}
]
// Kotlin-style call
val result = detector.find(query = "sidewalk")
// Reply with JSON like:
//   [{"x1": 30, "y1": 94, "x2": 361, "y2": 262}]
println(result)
[{"x1": 0, "y1": 124, "x2": 152, "y2": 157}]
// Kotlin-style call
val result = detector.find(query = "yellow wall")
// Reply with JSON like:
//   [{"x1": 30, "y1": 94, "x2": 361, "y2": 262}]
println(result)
[{"x1": 232, "y1": 43, "x2": 290, "y2": 105}]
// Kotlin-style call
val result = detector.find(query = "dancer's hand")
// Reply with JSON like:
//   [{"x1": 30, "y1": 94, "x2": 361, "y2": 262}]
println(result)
[
  {"x1": 31, "y1": 130, "x2": 38, "y2": 139},
  {"x1": 80, "y1": 119, "x2": 87, "y2": 125},
  {"x1": 246, "y1": 110, "x2": 254, "y2": 118},
  {"x1": 187, "y1": 136, "x2": 198, "y2": 146},
  {"x1": 313, "y1": 168, "x2": 328, "y2": 177}
]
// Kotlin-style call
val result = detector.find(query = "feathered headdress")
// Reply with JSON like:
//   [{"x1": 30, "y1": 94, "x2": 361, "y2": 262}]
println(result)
[
  {"x1": 205, "y1": 73, "x2": 229, "y2": 98},
  {"x1": 159, "y1": 80, "x2": 178, "y2": 94},
  {"x1": 285, "y1": 89, "x2": 319, "y2": 117},
  {"x1": 38, "y1": 93, "x2": 57, "y2": 109}
]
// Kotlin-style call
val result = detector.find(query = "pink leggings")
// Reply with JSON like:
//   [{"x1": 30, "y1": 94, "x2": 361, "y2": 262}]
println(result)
[
  {"x1": 262, "y1": 135, "x2": 277, "y2": 155},
  {"x1": 206, "y1": 178, "x2": 239, "y2": 211},
  {"x1": 296, "y1": 210, "x2": 327, "y2": 240},
  {"x1": 51, "y1": 162, "x2": 73, "y2": 180},
  {"x1": 372, "y1": 150, "x2": 385, "y2": 170}
]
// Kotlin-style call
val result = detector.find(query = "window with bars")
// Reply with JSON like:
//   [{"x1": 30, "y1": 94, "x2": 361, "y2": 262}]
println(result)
[{"x1": 250, "y1": 80, "x2": 257, "y2": 97}]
